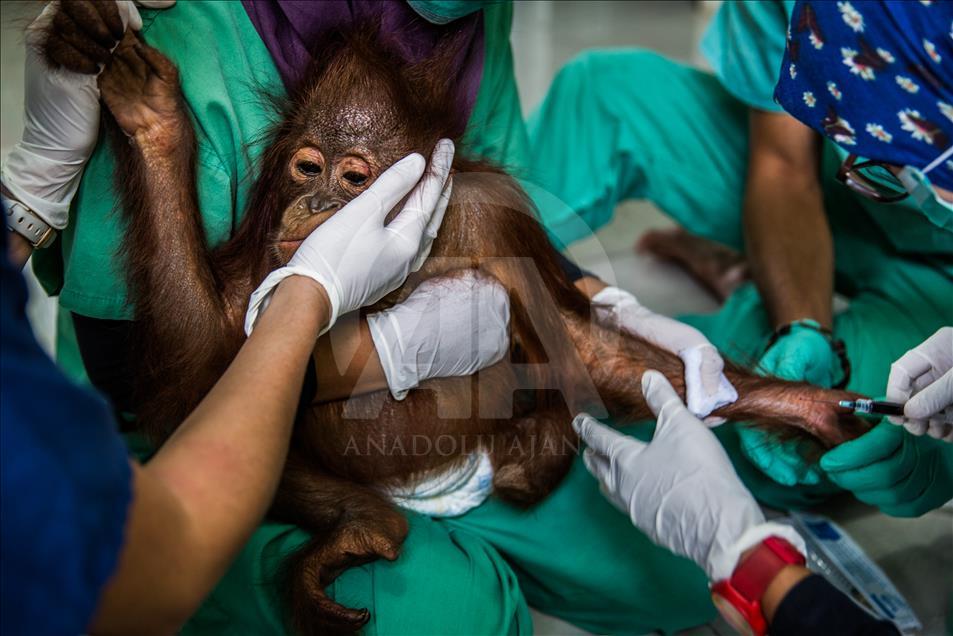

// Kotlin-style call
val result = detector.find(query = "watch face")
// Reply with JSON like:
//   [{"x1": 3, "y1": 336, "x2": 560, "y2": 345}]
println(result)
[{"x1": 712, "y1": 594, "x2": 756, "y2": 636}]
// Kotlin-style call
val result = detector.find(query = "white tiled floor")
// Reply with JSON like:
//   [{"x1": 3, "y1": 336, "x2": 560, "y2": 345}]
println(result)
[{"x1": 1, "y1": 1, "x2": 950, "y2": 634}]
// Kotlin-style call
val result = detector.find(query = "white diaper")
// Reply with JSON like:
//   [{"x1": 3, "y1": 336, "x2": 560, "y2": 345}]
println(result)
[{"x1": 387, "y1": 451, "x2": 494, "y2": 517}]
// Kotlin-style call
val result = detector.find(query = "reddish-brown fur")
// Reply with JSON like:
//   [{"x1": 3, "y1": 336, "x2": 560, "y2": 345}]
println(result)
[{"x1": 84, "y1": 23, "x2": 869, "y2": 634}]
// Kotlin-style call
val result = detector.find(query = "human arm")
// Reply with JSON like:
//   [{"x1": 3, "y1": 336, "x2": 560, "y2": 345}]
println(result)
[
  {"x1": 744, "y1": 108, "x2": 832, "y2": 331},
  {"x1": 310, "y1": 271, "x2": 511, "y2": 403},
  {"x1": 573, "y1": 374, "x2": 898, "y2": 635},
  {"x1": 813, "y1": 328, "x2": 953, "y2": 517},
  {"x1": 820, "y1": 422, "x2": 953, "y2": 517},
  {"x1": 736, "y1": 110, "x2": 845, "y2": 484},
  {"x1": 89, "y1": 275, "x2": 329, "y2": 635},
  {"x1": 1, "y1": 1, "x2": 173, "y2": 268},
  {"x1": 572, "y1": 371, "x2": 803, "y2": 582},
  {"x1": 765, "y1": 571, "x2": 899, "y2": 635}
]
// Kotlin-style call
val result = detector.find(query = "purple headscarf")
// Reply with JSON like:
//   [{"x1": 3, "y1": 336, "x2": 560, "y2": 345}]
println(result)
[{"x1": 241, "y1": 0, "x2": 485, "y2": 133}]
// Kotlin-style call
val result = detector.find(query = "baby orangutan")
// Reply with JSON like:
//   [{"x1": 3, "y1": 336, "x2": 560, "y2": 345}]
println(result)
[{"x1": 90, "y1": 26, "x2": 867, "y2": 635}]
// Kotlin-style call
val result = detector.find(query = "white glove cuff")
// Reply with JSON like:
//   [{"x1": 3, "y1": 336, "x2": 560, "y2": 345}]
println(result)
[
  {"x1": 367, "y1": 309, "x2": 417, "y2": 401},
  {"x1": 244, "y1": 266, "x2": 339, "y2": 336},
  {"x1": 709, "y1": 522, "x2": 807, "y2": 583},
  {"x1": 679, "y1": 346, "x2": 738, "y2": 419},
  {"x1": 592, "y1": 285, "x2": 643, "y2": 313},
  {"x1": 1, "y1": 152, "x2": 78, "y2": 230}
]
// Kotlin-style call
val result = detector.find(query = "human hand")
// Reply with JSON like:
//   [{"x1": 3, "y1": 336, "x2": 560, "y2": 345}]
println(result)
[
  {"x1": 245, "y1": 140, "x2": 454, "y2": 335},
  {"x1": 573, "y1": 370, "x2": 804, "y2": 581},
  {"x1": 886, "y1": 327, "x2": 953, "y2": 441},
  {"x1": 368, "y1": 270, "x2": 510, "y2": 399},
  {"x1": 821, "y1": 421, "x2": 953, "y2": 517},
  {"x1": 591, "y1": 286, "x2": 737, "y2": 419},
  {"x1": 0, "y1": 0, "x2": 173, "y2": 232},
  {"x1": 737, "y1": 325, "x2": 838, "y2": 485},
  {"x1": 760, "y1": 324, "x2": 839, "y2": 387}
]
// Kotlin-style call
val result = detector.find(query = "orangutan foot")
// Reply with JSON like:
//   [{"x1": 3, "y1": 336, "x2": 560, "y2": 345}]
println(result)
[
  {"x1": 637, "y1": 227, "x2": 749, "y2": 302},
  {"x1": 288, "y1": 508, "x2": 408, "y2": 634}
]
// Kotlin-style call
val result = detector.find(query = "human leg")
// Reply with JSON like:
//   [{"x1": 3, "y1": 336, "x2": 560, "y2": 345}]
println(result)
[{"x1": 527, "y1": 49, "x2": 749, "y2": 249}]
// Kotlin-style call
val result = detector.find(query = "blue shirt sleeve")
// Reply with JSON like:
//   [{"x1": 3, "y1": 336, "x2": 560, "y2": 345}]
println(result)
[
  {"x1": 1, "y1": 230, "x2": 132, "y2": 635},
  {"x1": 700, "y1": 0, "x2": 796, "y2": 112}
]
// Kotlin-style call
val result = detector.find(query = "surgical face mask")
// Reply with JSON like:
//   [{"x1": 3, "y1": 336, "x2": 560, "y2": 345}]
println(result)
[
  {"x1": 897, "y1": 146, "x2": 953, "y2": 225},
  {"x1": 840, "y1": 146, "x2": 953, "y2": 222}
]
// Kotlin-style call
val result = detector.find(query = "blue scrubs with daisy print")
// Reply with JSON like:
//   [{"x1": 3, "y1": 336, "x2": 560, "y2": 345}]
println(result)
[
  {"x1": 775, "y1": 0, "x2": 953, "y2": 222},
  {"x1": 528, "y1": 0, "x2": 953, "y2": 509}
]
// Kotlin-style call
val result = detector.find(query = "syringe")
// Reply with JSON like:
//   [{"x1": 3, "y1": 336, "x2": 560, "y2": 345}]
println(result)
[{"x1": 837, "y1": 399, "x2": 905, "y2": 417}]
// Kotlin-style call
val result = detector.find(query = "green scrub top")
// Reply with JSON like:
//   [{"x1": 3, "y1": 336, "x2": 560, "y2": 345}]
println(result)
[
  {"x1": 33, "y1": 0, "x2": 529, "y2": 321},
  {"x1": 700, "y1": 0, "x2": 953, "y2": 257}
]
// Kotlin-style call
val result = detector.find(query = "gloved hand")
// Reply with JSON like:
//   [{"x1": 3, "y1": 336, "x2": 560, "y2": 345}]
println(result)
[
  {"x1": 573, "y1": 370, "x2": 805, "y2": 581},
  {"x1": 738, "y1": 323, "x2": 838, "y2": 486},
  {"x1": 245, "y1": 140, "x2": 454, "y2": 335},
  {"x1": 821, "y1": 422, "x2": 953, "y2": 517},
  {"x1": 368, "y1": 270, "x2": 510, "y2": 400},
  {"x1": 886, "y1": 327, "x2": 953, "y2": 442},
  {"x1": 1, "y1": 1, "x2": 173, "y2": 231},
  {"x1": 591, "y1": 286, "x2": 737, "y2": 419}
]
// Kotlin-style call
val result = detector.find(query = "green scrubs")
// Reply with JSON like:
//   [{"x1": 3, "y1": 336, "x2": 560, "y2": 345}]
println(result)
[
  {"x1": 36, "y1": 2, "x2": 715, "y2": 633},
  {"x1": 527, "y1": 1, "x2": 953, "y2": 508}
]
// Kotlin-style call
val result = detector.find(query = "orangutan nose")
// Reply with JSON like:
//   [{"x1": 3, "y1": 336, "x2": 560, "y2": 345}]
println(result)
[{"x1": 309, "y1": 195, "x2": 340, "y2": 215}]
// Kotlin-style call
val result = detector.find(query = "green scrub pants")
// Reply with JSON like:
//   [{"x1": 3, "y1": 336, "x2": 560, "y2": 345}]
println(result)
[
  {"x1": 185, "y1": 433, "x2": 714, "y2": 635},
  {"x1": 528, "y1": 50, "x2": 953, "y2": 508}
]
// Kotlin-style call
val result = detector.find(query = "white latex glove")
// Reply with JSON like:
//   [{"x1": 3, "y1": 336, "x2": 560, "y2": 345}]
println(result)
[
  {"x1": 573, "y1": 370, "x2": 805, "y2": 581},
  {"x1": 886, "y1": 327, "x2": 953, "y2": 442},
  {"x1": 591, "y1": 286, "x2": 737, "y2": 420},
  {"x1": 0, "y1": 1, "x2": 169, "y2": 230},
  {"x1": 245, "y1": 140, "x2": 454, "y2": 335},
  {"x1": 368, "y1": 270, "x2": 510, "y2": 400}
]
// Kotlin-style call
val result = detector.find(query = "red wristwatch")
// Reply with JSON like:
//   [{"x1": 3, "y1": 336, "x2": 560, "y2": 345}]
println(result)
[{"x1": 710, "y1": 536, "x2": 806, "y2": 636}]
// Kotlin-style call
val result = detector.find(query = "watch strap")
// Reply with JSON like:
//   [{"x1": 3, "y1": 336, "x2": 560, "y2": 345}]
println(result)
[
  {"x1": 711, "y1": 536, "x2": 806, "y2": 636},
  {"x1": 3, "y1": 195, "x2": 55, "y2": 248},
  {"x1": 732, "y1": 536, "x2": 806, "y2": 602}
]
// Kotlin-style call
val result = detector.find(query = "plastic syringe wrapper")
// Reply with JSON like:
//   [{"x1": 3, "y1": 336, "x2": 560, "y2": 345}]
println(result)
[{"x1": 775, "y1": 512, "x2": 922, "y2": 634}]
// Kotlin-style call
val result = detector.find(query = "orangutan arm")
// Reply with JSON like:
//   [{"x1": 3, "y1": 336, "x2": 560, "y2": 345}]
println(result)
[
  {"x1": 311, "y1": 318, "x2": 388, "y2": 402},
  {"x1": 567, "y1": 314, "x2": 866, "y2": 446},
  {"x1": 99, "y1": 35, "x2": 242, "y2": 434}
]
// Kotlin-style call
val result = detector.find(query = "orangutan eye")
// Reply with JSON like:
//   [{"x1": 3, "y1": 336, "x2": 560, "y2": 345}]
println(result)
[
  {"x1": 296, "y1": 161, "x2": 322, "y2": 176},
  {"x1": 343, "y1": 171, "x2": 368, "y2": 186}
]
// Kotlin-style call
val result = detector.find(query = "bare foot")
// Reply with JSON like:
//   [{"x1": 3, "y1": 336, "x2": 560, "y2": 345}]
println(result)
[
  {"x1": 289, "y1": 512, "x2": 408, "y2": 634},
  {"x1": 637, "y1": 228, "x2": 749, "y2": 302}
]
